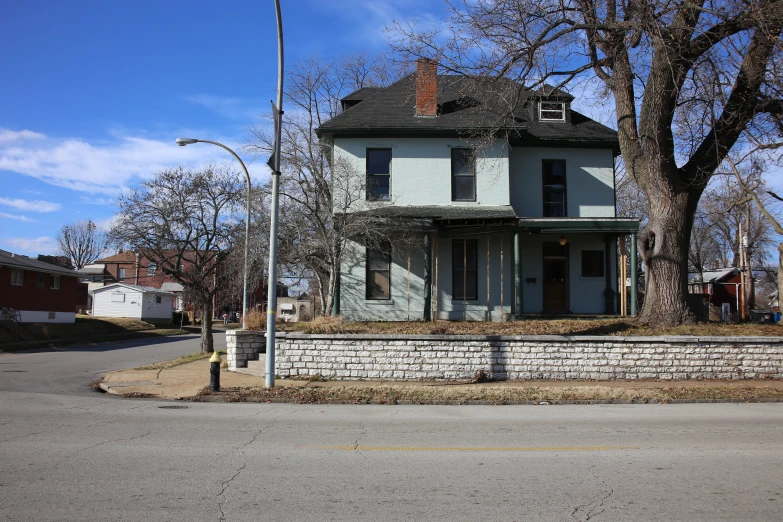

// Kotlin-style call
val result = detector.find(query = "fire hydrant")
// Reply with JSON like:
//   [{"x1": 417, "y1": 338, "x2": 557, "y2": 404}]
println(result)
[{"x1": 209, "y1": 351, "x2": 222, "y2": 392}]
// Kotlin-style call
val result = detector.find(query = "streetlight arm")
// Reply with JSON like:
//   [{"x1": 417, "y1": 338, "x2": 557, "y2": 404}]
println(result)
[{"x1": 175, "y1": 137, "x2": 252, "y2": 330}]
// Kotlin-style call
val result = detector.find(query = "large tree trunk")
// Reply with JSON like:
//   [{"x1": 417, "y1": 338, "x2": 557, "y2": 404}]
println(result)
[
  {"x1": 637, "y1": 180, "x2": 699, "y2": 327},
  {"x1": 200, "y1": 298, "x2": 214, "y2": 354}
]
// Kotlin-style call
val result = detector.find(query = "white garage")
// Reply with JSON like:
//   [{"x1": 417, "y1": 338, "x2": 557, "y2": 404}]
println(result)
[{"x1": 91, "y1": 283, "x2": 175, "y2": 321}]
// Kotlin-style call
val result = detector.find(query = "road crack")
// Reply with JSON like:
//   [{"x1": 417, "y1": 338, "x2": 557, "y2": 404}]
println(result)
[
  {"x1": 51, "y1": 430, "x2": 153, "y2": 470},
  {"x1": 217, "y1": 462, "x2": 246, "y2": 521},
  {"x1": 570, "y1": 466, "x2": 614, "y2": 521}
]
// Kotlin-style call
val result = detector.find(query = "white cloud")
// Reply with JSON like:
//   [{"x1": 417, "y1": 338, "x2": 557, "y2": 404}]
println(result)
[
  {"x1": 2, "y1": 236, "x2": 58, "y2": 255},
  {"x1": 0, "y1": 212, "x2": 35, "y2": 222},
  {"x1": 0, "y1": 129, "x2": 46, "y2": 143},
  {"x1": 0, "y1": 197, "x2": 62, "y2": 212},
  {"x1": 0, "y1": 129, "x2": 249, "y2": 195}
]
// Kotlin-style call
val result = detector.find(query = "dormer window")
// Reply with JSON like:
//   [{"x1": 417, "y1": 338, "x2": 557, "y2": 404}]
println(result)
[{"x1": 539, "y1": 101, "x2": 566, "y2": 122}]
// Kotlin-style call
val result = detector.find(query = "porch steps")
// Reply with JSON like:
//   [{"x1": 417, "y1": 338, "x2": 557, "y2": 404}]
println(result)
[{"x1": 236, "y1": 357, "x2": 266, "y2": 378}]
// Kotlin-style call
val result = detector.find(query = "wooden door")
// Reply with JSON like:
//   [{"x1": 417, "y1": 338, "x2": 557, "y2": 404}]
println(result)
[{"x1": 543, "y1": 258, "x2": 568, "y2": 312}]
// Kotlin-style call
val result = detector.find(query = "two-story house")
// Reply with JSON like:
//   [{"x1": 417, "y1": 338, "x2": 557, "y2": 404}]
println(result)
[{"x1": 316, "y1": 59, "x2": 639, "y2": 321}]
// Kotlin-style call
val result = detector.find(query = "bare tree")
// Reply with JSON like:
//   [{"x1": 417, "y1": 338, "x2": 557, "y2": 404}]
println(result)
[
  {"x1": 390, "y1": 0, "x2": 783, "y2": 326},
  {"x1": 727, "y1": 154, "x2": 783, "y2": 319},
  {"x1": 55, "y1": 220, "x2": 108, "y2": 270},
  {"x1": 247, "y1": 54, "x2": 416, "y2": 315},
  {"x1": 110, "y1": 166, "x2": 244, "y2": 353}
]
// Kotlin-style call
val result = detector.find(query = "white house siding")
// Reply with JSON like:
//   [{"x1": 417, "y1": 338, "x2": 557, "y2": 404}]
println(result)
[
  {"x1": 519, "y1": 234, "x2": 617, "y2": 314},
  {"x1": 92, "y1": 287, "x2": 143, "y2": 318},
  {"x1": 509, "y1": 147, "x2": 615, "y2": 217},
  {"x1": 333, "y1": 138, "x2": 510, "y2": 209},
  {"x1": 340, "y1": 238, "x2": 427, "y2": 321},
  {"x1": 17, "y1": 311, "x2": 75, "y2": 323},
  {"x1": 140, "y1": 293, "x2": 175, "y2": 320},
  {"x1": 434, "y1": 234, "x2": 514, "y2": 321},
  {"x1": 340, "y1": 232, "x2": 617, "y2": 320}
]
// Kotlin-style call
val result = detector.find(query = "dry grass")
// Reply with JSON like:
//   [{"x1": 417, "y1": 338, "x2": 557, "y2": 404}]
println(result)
[
  {"x1": 133, "y1": 350, "x2": 226, "y2": 371},
  {"x1": 282, "y1": 318, "x2": 783, "y2": 337},
  {"x1": 0, "y1": 315, "x2": 164, "y2": 344},
  {"x1": 243, "y1": 309, "x2": 265, "y2": 331},
  {"x1": 195, "y1": 381, "x2": 783, "y2": 404}
]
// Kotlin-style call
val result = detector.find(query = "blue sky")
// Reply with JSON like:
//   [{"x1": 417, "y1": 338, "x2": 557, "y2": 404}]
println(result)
[{"x1": 0, "y1": 0, "x2": 446, "y2": 256}]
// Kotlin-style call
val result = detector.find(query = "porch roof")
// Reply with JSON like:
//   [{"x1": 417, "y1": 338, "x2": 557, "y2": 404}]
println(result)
[
  {"x1": 517, "y1": 217, "x2": 639, "y2": 234},
  {"x1": 346, "y1": 205, "x2": 518, "y2": 222}
]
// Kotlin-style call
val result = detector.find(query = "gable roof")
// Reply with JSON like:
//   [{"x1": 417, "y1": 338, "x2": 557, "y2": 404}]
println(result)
[
  {"x1": 0, "y1": 249, "x2": 79, "y2": 278},
  {"x1": 95, "y1": 252, "x2": 136, "y2": 263},
  {"x1": 687, "y1": 268, "x2": 739, "y2": 284},
  {"x1": 91, "y1": 283, "x2": 174, "y2": 295},
  {"x1": 317, "y1": 74, "x2": 618, "y2": 148}
]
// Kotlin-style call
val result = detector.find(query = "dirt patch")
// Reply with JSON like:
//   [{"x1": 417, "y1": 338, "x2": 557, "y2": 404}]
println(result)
[{"x1": 189, "y1": 380, "x2": 783, "y2": 405}]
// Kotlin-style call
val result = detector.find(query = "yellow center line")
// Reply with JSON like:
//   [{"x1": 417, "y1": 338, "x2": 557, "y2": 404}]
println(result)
[{"x1": 310, "y1": 445, "x2": 638, "y2": 452}]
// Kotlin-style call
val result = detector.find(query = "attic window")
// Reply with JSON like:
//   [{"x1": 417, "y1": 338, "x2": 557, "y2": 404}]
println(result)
[{"x1": 539, "y1": 102, "x2": 565, "y2": 122}]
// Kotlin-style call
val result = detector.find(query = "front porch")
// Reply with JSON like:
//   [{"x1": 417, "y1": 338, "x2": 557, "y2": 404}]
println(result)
[{"x1": 337, "y1": 209, "x2": 640, "y2": 322}]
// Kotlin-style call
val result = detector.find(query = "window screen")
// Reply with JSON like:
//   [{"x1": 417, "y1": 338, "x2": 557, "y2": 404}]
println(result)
[
  {"x1": 451, "y1": 148, "x2": 476, "y2": 201},
  {"x1": 452, "y1": 239, "x2": 478, "y2": 300}
]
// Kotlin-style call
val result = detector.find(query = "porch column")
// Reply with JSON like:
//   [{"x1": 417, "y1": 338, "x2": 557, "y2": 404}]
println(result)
[
  {"x1": 423, "y1": 232, "x2": 432, "y2": 322},
  {"x1": 603, "y1": 235, "x2": 616, "y2": 314},
  {"x1": 514, "y1": 231, "x2": 522, "y2": 317},
  {"x1": 630, "y1": 232, "x2": 637, "y2": 317}
]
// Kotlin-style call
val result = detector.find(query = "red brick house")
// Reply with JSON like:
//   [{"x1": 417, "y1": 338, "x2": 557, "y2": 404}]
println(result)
[
  {"x1": 0, "y1": 249, "x2": 80, "y2": 323},
  {"x1": 688, "y1": 268, "x2": 742, "y2": 321}
]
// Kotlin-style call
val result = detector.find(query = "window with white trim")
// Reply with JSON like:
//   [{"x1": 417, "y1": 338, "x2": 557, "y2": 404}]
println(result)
[
  {"x1": 451, "y1": 148, "x2": 476, "y2": 201},
  {"x1": 118, "y1": 268, "x2": 126, "y2": 281},
  {"x1": 366, "y1": 148, "x2": 391, "y2": 201},
  {"x1": 148, "y1": 263, "x2": 157, "y2": 276},
  {"x1": 50, "y1": 275, "x2": 60, "y2": 290},
  {"x1": 539, "y1": 102, "x2": 565, "y2": 122},
  {"x1": 10, "y1": 269, "x2": 24, "y2": 286},
  {"x1": 366, "y1": 240, "x2": 391, "y2": 300}
]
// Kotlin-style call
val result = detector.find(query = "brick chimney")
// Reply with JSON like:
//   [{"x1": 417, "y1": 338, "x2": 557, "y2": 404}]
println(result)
[{"x1": 416, "y1": 58, "x2": 438, "y2": 117}]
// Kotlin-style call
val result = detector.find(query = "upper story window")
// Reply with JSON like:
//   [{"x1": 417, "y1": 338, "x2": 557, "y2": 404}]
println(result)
[
  {"x1": 178, "y1": 264, "x2": 184, "y2": 272},
  {"x1": 451, "y1": 148, "x2": 476, "y2": 201},
  {"x1": 543, "y1": 159, "x2": 567, "y2": 217},
  {"x1": 367, "y1": 149, "x2": 391, "y2": 201},
  {"x1": 50, "y1": 275, "x2": 60, "y2": 290},
  {"x1": 452, "y1": 239, "x2": 478, "y2": 300},
  {"x1": 148, "y1": 263, "x2": 157, "y2": 276},
  {"x1": 366, "y1": 240, "x2": 391, "y2": 300},
  {"x1": 10, "y1": 269, "x2": 24, "y2": 286},
  {"x1": 118, "y1": 268, "x2": 126, "y2": 281},
  {"x1": 539, "y1": 101, "x2": 566, "y2": 122}
]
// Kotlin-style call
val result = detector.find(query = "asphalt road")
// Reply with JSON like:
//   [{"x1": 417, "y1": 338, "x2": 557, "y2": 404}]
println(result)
[{"x1": 1, "y1": 334, "x2": 782, "y2": 521}]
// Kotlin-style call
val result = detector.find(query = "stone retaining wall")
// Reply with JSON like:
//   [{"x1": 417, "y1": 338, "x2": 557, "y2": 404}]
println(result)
[
  {"x1": 227, "y1": 330, "x2": 783, "y2": 380},
  {"x1": 225, "y1": 330, "x2": 265, "y2": 370}
]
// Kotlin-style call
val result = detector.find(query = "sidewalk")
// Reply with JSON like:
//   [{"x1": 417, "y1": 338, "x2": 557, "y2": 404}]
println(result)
[{"x1": 99, "y1": 357, "x2": 783, "y2": 403}]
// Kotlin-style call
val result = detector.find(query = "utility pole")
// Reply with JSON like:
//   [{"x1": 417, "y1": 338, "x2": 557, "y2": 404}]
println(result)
[{"x1": 265, "y1": 0, "x2": 284, "y2": 388}]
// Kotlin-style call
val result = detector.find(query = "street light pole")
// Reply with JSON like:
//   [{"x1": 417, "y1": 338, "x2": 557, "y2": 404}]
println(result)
[
  {"x1": 266, "y1": 0, "x2": 284, "y2": 388},
  {"x1": 176, "y1": 138, "x2": 251, "y2": 330}
]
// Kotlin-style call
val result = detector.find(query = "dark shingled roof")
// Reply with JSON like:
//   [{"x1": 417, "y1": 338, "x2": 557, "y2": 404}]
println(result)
[
  {"x1": 0, "y1": 249, "x2": 79, "y2": 277},
  {"x1": 341, "y1": 87, "x2": 385, "y2": 102},
  {"x1": 318, "y1": 74, "x2": 618, "y2": 147}
]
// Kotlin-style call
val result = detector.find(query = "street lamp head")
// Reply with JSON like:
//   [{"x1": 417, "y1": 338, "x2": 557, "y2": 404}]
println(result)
[{"x1": 176, "y1": 138, "x2": 198, "y2": 146}]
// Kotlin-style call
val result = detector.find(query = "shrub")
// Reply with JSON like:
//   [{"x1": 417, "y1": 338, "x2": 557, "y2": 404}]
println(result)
[
  {"x1": 301, "y1": 315, "x2": 345, "y2": 334},
  {"x1": 244, "y1": 309, "x2": 265, "y2": 330}
]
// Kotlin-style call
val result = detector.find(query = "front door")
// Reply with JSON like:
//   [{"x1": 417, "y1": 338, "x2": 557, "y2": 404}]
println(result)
[{"x1": 543, "y1": 258, "x2": 568, "y2": 312}]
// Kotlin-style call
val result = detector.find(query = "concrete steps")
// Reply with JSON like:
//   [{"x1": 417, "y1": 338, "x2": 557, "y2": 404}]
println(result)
[{"x1": 235, "y1": 357, "x2": 266, "y2": 377}]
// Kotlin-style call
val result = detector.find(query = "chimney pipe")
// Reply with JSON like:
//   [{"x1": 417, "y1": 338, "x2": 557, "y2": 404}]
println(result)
[
  {"x1": 135, "y1": 252, "x2": 140, "y2": 286},
  {"x1": 416, "y1": 58, "x2": 438, "y2": 117}
]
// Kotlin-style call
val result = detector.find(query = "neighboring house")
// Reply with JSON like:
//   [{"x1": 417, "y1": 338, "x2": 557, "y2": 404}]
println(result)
[
  {"x1": 316, "y1": 59, "x2": 639, "y2": 321},
  {"x1": 0, "y1": 249, "x2": 80, "y2": 323},
  {"x1": 688, "y1": 268, "x2": 744, "y2": 320},
  {"x1": 277, "y1": 294, "x2": 313, "y2": 323},
  {"x1": 91, "y1": 283, "x2": 175, "y2": 321}
]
